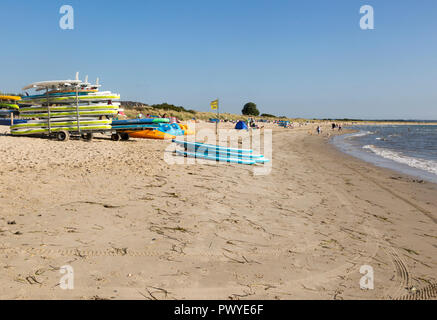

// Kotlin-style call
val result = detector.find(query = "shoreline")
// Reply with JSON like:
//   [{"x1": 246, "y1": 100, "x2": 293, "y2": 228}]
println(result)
[
  {"x1": 330, "y1": 129, "x2": 437, "y2": 185},
  {"x1": 0, "y1": 123, "x2": 435, "y2": 299}
]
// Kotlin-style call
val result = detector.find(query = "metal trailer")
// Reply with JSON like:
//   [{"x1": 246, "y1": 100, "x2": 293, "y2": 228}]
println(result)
[{"x1": 109, "y1": 131, "x2": 130, "y2": 141}]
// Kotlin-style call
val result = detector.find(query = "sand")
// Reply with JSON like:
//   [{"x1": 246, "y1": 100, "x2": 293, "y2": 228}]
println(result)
[{"x1": 0, "y1": 122, "x2": 435, "y2": 300}]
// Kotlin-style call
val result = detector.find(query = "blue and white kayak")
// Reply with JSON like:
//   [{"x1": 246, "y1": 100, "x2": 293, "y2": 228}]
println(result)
[
  {"x1": 112, "y1": 118, "x2": 169, "y2": 125},
  {"x1": 191, "y1": 149, "x2": 269, "y2": 163},
  {"x1": 22, "y1": 91, "x2": 96, "y2": 100},
  {"x1": 111, "y1": 124, "x2": 161, "y2": 130},
  {"x1": 172, "y1": 139, "x2": 253, "y2": 154},
  {"x1": 175, "y1": 150, "x2": 256, "y2": 165},
  {"x1": 0, "y1": 118, "x2": 27, "y2": 126}
]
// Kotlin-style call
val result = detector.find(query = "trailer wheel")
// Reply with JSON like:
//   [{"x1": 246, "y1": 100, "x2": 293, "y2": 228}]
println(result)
[
  {"x1": 111, "y1": 133, "x2": 121, "y2": 141},
  {"x1": 120, "y1": 133, "x2": 130, "y2": 141},
  {"x1": 83, "y1": 132, "x2": 94, "y2": 141},
  {"x1": 56, "y1": 131, "x2": 70, "y2": 142}
]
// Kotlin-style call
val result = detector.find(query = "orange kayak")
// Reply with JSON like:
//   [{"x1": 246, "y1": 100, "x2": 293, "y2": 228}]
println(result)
[{"x1": 127, "y1": 129, "x2": 176, "y2": 140}]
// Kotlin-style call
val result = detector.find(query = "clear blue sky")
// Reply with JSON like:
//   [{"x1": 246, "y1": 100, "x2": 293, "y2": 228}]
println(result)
[{"x1": 1, "y1": 0, "x2": 436, "y2": 119}]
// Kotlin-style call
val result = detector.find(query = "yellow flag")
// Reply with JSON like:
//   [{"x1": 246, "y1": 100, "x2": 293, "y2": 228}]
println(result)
[{"x1": 210, "y1": 99, "x2": 218, "y2": 110}]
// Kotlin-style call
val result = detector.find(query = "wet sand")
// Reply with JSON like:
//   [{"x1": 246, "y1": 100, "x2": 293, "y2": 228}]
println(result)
[{"x1": 0, "y1": 123, "x2": 436, "y2": 299}]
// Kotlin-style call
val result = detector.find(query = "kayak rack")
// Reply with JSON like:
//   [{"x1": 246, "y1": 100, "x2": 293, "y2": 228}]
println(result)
[{"x1": 20, "y1": 78, "x2": 118, "y2": 142}]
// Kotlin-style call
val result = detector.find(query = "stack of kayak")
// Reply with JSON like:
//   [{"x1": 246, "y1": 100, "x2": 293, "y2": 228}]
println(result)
[
  {"x1": 114, "y1": 120, "x2": 191, "y2": 140},
  {"x1": 0, "y1": 95, "x2": 27, "y2": 125},
  {"x1": 0, "y1": 95, "x2": 20, "y2": 111},
  {"x1": 112, "y1": 118, "x2": 169, "y2": 130},
  {"x1": 172, "y1": 140, "x2": 270, "y2": 165},
  {"x1": 11, "y1": 78, "x2": 120, "y2": 138},
  {"x1": 19, "y1": 79, "x2": 119, "y2": 106},
  {"x1": 110, "y1": 118, "x2": 170, "y2": 140}
]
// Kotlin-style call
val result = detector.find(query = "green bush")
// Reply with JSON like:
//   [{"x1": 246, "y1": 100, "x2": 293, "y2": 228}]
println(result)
[
  {"x1": 242, "y1": 102, "x2": 260, "y2": 116},
  {"x1": 260, "y1": 113, "x2": 276, "y2": 118},
  {"x1": 122, "y1": 101, "x2": 196, "y2": 114},
  {"x1": 150, "y1": 103, "x2": 192, "y2": 113}
]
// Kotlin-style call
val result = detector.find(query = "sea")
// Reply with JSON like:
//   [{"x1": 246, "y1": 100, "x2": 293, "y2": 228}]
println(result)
[{"x1": 331, "y1": 125, "x2": 437, "y2": 184}]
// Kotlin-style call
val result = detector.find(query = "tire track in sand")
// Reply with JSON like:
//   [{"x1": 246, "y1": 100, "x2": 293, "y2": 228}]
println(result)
[{"x1": 397, "y1": 283, "x2": 437, "y2": 300}]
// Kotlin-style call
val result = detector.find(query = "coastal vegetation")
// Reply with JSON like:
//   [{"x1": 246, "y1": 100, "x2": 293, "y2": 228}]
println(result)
[
  {"x1": 241, "y1": 102, "x2": 260, "y2": 116},
  {"x1": 121, "y1": 101, "x2": 295, "y2": 122},
  {"x1": 260, "y1": 113, "x2": 277, "y2": 118}
]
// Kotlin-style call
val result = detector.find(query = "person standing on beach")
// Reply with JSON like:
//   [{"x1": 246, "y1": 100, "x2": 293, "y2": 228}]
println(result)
[{"x1": 317, "y1": 126, "x2": 321, "y2": 134}]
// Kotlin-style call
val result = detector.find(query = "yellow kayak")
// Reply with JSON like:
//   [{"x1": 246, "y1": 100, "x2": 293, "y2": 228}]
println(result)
[
  {"x1": 179, "y1": 124, "x2": 195, "y2": 135},
  {"x1": 0, "y1": 95, "x2": 21, "y2": 101},
  {"x1": 0, "y1": 103, "x2": 19, "y2": 109}
]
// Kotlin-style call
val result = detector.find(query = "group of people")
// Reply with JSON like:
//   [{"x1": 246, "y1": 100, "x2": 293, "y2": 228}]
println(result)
[
  {"x1": 316, "y1": 122, "x2": 343, "y2": 135},
  {"x1": 331, "y1": 123, "x2": 342, "y2": 131},
  {"x1": 136, "y1": 113, "x2": 168, "y2": 119},
  {"x1": 248, "y1": 117, "x2": 258, "y2": 128}
]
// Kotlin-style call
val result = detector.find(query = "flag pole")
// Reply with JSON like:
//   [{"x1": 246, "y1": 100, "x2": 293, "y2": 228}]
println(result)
[
  {"x1": 216, "y1": 99, "x2": 220, "y2": 157},
  {"x1": 216, "y1": 98, "x2": 219, "y2": 136}
]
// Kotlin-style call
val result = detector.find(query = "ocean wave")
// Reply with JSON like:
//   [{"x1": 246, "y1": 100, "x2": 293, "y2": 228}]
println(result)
[
  {"x1": 363, "y1": 145, "x2": 437, "y2": 175},
  {"x1": 375, "y1": 137, "x2": 389, "y2": 141},
  {"x1": 347, "y1": 131, "x2": 373, "y2": 139}
]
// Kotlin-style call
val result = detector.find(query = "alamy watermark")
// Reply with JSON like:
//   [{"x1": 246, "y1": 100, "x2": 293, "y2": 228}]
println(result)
[
  {"x1": 58, "y1": 5, "x2": 373, "y2": 31},
  {"x1": 59, "y1": 5, "x2": 74, "y2": 30},
  {"x1": 59, "y1": 265, "x2": 74, "y2": 290},
  {"x1": 360, "y1": 5, "x2": 374, "y2": 30},
  {"x1": 359, "y1": 265, "x2": 374, "y2": 290}
]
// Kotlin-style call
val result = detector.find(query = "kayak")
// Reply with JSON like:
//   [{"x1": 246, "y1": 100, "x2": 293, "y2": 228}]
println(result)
[
  {"x1": 175, "y1": 150, "x2": 256, "y2": 165},
  {"x1": 172, "y1": 139, "x2": 253, "y2": 154},
  {"x1": 111, "y1": 118, "x2": 170, "y2": 125},
  {"x1": 0, "y1": 109, "x2": 18, "y2": 115},
  {"x1": 11, "y1": 119, "x2": 111, "y2": 129},
  {"x1": 127, "y1": 129, "x2": 176, "y2": 140},
  {"x1": 112, "y1": 124, "x2": 161, "y2": 130},
  {"x1": 0, "y1": 118, "x2": 27, "y2": 126},
  {"x1": 168, "y1": 123, "x2": 185, "y2": 136},
  {"x1": 19, "y1": 103, "x2": 120, "y2": 113},
  {"x1": 0, "y1": 103, "x2": 19, "y2": 109},
  {"x1": 11, "y1": 124, "x2": 112, "y2": 135},
  {"x1": 188, "y1": 148, "x2": 268, "y2": 163},
  {"x1": 19, "y1": 92, "x2": 120, "y2": 105},
  {"x1": 0, "y1": 95, "x2": 21, "y2": 101},
  {"x1": 19, "y1": 109, "x2": 118, "y2": 118},
  {"x1": 23, "y1": 91, "x2": 100, "y2": 100},
  {"x1": 179, "y1": 124, "x2": 195, "y2": 135}
]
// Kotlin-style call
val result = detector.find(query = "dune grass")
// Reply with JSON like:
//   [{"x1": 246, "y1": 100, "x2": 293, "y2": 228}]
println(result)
[{"x1": 121, "y1": 104, "x2": 306, "y2": 122}]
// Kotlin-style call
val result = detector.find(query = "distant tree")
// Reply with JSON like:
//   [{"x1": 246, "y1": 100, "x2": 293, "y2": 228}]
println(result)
[{"x1": 242, "y1": 102, "x2": 260, "y2": 116}]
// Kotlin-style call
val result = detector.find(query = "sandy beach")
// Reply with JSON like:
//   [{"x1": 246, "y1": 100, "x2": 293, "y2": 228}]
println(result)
[{"x1": 0, "y1": 122, "x2": 435, "y2": 300}]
